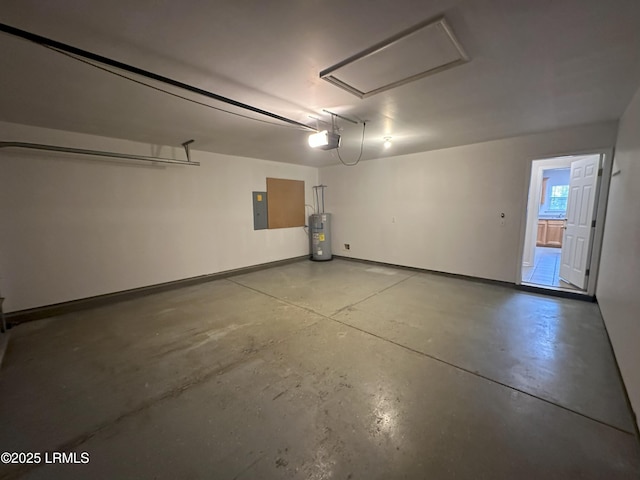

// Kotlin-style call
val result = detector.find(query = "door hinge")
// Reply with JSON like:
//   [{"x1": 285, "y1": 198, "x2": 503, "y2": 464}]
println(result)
[
  {"x1": 591, "y1": 220, "x2": 596, "y2": 228},
  {"x1": 598, "y1": 168, "x2": 603, "y2": 177},
  {"x1": 586, "y1": 268, "x2": 590, "y2": 276}
]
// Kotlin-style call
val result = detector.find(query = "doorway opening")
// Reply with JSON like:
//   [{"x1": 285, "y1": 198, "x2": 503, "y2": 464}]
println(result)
[{"x1": 521, "y1": 153, "x2": 604, "y2": 294}]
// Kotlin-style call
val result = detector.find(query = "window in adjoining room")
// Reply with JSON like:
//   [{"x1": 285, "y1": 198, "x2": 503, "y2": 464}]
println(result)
[{"x1": 549, "y1": 185, "x2": 569, "y2": 211}]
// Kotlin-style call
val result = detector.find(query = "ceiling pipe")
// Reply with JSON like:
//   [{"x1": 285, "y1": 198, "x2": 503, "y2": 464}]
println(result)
[{"x1": 0, "y1": 23, "x2": 315, "y2": 132}]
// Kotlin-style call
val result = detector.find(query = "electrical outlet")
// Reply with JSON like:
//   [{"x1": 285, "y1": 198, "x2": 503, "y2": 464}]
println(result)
[{"x1": 344, "y1": 243, "x2": 350, "y2": 250}]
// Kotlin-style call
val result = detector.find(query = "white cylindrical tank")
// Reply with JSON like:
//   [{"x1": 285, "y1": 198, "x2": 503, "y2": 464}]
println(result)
[{"x1": 309, "y1": 213, "x2": 332, "y2": 261}]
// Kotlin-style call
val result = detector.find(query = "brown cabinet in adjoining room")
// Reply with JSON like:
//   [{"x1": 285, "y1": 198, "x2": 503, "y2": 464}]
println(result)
[
  {"x1": 545, "y1": 220, "x2": 564, "y2": 247},
  {"x1": 537, "y1": 221, "x2": 547, "y2": 247},
  {"x1": 536, "y1": 219, "x2": 564, "y2": 247}
]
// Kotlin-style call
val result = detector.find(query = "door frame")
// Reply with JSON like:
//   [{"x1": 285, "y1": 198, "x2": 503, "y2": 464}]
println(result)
[
  {"x1": 522, "y1": 157, "x2": 574, "y2": 268},
  {"x1": 516, "y1": 147, "x2": 614, "y2": 296}
]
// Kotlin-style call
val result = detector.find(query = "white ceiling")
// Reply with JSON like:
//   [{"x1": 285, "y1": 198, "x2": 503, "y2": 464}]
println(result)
[{"x1": 1, "y1": 0, "x2": 640, "y2": 166}]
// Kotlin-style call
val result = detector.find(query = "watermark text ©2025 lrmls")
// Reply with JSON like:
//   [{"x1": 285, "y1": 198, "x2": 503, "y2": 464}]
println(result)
[{"x1": 1, "y1": 451, "x2": 89, "y2": 464}]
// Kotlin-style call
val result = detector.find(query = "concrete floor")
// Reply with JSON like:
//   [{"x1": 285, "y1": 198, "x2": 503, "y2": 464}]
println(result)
[{"x1": 0, "y1": 258, "x2": 638, "y2": 479}]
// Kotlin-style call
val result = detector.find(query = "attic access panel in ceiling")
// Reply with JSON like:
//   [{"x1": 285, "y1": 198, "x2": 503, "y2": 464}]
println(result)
[{"x1": 320, "y1": 17, "x2": 469, "y2": 99}]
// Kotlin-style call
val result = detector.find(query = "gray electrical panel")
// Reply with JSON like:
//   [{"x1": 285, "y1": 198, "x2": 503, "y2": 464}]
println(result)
[
  {"x1": 310, "y1": 213, "x2": 332, "y2": 261},
  {"x1": 252, "y1": 191, "x2": 268, "y2": 230}
]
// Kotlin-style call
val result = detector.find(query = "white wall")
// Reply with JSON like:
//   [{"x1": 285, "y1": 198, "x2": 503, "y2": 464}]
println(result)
[
  {"x1": 0, "y1": 122, "x2": 317, "y2": 312},
  {"x1": 597, "y1": 86, "x2": 640, "y2": 429},
  {"x1": 319, "y1": 122, "x2": 618, "y2": 283}
]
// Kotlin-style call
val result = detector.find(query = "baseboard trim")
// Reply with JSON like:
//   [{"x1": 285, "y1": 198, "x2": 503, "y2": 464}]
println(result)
[
  {"x1": 333, "y1": 255, "x2": 514, "y2": 288},
  {"x1": 5, "y1": 255, "x2": 308, "y2": 326},
  {"x1": 334, "y1": 255, "x2": 595, "y2": 302},
  {"x1": 7, "y1": 254, "x2": 596, "y2": 326},
  {"x1": 516, "y1": 283, "x2": 595, "y2": 301}
]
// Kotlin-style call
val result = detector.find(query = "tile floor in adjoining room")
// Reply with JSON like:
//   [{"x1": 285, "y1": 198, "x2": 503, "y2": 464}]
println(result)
[
  {"x1": 522, "y1": 246, "x2": 580, "y2": 290},
  {"x1": 0, "y1": 258, "x2": 638, "y2": 479}
]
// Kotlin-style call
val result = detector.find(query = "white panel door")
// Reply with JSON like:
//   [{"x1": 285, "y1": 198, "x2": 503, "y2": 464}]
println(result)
[{"x1": 559, "y1": 155, "x2": 600, "y2": 289}]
